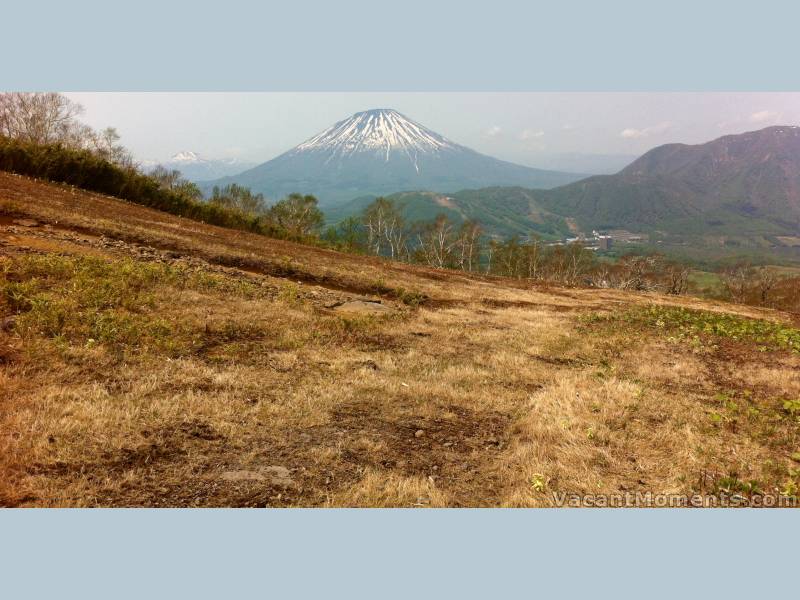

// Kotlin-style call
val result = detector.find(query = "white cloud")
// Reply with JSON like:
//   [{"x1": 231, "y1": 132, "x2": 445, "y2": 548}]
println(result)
[
  {"x1": 620, "y1": 128, "x2": 642, "y2": 139},
  {"x1": 749, "y1": 110, "x2": 780, "y2": 123},
  {"x1": 519, "y1": 129, "x2": 544, "y2": 140},
  {"x1": 620, "y1": 121, "x2": 671, "y2": 139},
  {"x1": 485, "y1": 125, "x2": 502, "y2": 137}
]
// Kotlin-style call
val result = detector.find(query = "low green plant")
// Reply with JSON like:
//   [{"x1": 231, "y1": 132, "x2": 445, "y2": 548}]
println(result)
[
  {"x1": 530, "y1": 473, "x2": 549, "y2": 493},
  {"x1": 0, "y1": 255, "x2": 217, "y2": 355},
  {"x1": 394, "y1": 287, "x2": 428, "y2": 307},
  {"x1": 278, "y1": 282, "x2": 302, "y2": 305},
  {"x1": 782, "y1": 399, "x2": 800, "y2": 418},
  {"x1": 586, "y1": 305, "x2": 800, "y2": 353},
  {"x1": 715, "y1": 475, "x2": 762, "y2": 496},
  {"x1": 371, "y1": 278, "x2": 391, "y2": 295}
]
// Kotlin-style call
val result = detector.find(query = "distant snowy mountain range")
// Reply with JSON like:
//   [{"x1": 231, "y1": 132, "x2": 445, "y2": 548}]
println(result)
[
  {"x1": 140, "y1": 151, "x2": 255, "y2": 182},
  {"x1": 204, "y1": 108, "x2": 586, "y2": 206}
]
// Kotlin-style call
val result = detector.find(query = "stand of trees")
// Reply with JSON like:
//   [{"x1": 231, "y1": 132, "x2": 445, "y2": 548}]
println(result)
[
  {"x1": 718, "y1": 262, "x2": 800, "y2": 310},
  {"x1": 324, "y1": 196, "x2": 688, "y2": 290},
  {"x1": 324, "y1": 196, "x2": 800, "y2": 308},
  {"x1": 0, "y1": 92, "x2": 325, "y2": 243},
  {"x1": 0, "y1": 92, "x2": 132, "y2": 165},
  {"x1": 590, "y1": 254, "x2": 691, "y2": 294}
]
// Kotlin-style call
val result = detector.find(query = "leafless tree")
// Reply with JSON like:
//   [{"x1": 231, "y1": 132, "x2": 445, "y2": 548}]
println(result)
[
  {"x1": 416, "y1": 214, "x2": 461, "y2": 269},
  {"x1": 721, "y1": 262, "x2": 753, "y2": 304},
  {"x1": 754, "y1": 267, "x2": 778, "y2": 306},
  {"x1": 522, "y1": 237, "x2": 544, "y2": 280},
  {"x1": 0, "y1": 92, "x2": 86, "y2": 145},
  {"x1": 485, "y1": 239, "x2": 497, "y2": 275},
  {"x1": 547, "y1": 242, "x2": 593, "y2": 285},
  {"x1": 90, "y1": 127, "x2": 133, "y2": 166},
  {"x1": 589, "y1": 262, "x2": 613, "y2": 288},
  {"x1": 453, "y1": 220, "x2": 482, "y2": 272},
  {"x1": 150, "y1": 165, "x2": 185, "y2": 190},
  {"x1": 663, "y1": 261, "x2": 691, "y2": 295},
  {"x1": 362, "y1": 197, "x2": 407, "y2": 259},
  {"x1": 494, "y1": 236, "x2": 524, "y2": 278},
  {"x1": 610, "y1": 255, "x2": 657, "y2": 290},
  {"x1": 0, "y1": 92, "x2": 136, "y2": 168}
]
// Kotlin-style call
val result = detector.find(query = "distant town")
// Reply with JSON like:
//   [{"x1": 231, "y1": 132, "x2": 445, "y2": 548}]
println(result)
[{"x1": 545, "y1": 229, "x2": 645, "y2": 251}]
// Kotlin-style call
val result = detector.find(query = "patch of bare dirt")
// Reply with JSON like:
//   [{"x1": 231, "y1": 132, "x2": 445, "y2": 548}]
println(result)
[{"x1": 302, "y1": 401, "x2": 513, "y2": 506}]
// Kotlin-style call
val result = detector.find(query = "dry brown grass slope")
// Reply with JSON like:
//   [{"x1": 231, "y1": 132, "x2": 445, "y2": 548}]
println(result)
[{"x1": 2, "y1": 171, "x2": 800, "y2": 507}]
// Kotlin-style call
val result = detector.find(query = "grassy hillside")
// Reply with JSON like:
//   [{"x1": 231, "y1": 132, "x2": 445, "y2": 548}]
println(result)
[
  {"x1": 327, "y1": 187, "x2": 573, "y2": 239},
  {"x1": 2, "y1": 172, "x2": 800, "y2": 507},
  {"x1": 326, "y1": 182, "x2": 800, "y2": 266},
  {"x1": 538, "y1": 176, "x2": 800, "y2": 239},
  {"x1": 536, "y1": 126, "x2": 800, "y2": 239}
]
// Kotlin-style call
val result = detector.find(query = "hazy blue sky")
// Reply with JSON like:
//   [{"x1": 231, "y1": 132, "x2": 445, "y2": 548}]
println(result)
[{"x1": 66, "y1": 93, "x2": 800, "y2": 172}]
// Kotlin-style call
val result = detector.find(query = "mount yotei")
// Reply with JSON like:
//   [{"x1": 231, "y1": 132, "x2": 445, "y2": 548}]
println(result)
[{"x1": 205, "y1": 109, "x2": 585, "y2": 206}]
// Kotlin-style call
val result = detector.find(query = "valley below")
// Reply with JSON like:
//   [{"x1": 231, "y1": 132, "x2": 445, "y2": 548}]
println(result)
[
  {"x1": 3, "y1": 172, "x2": 800, "y2": 507},
  {"x1": 320, "y1": 124, "x2": 800, "y2": 266}
]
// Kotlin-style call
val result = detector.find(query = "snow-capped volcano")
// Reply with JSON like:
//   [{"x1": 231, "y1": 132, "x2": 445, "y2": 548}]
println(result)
[
  {"x1": 205, "y1": 108, "x2": 585, "y2": 206},
  {"x1": 170, "y1": 150, "x2": 203, "y2": 163},
  {"x1": 140, "y1": 151, "x2": 255, "y2": 182},
  {"x1": 294, "y1": 109, "x2": 456, "y2": 161}
]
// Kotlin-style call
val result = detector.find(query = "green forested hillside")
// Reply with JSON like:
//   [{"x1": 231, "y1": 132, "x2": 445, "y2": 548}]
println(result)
[{"x1": 326, "y1": 188, "x2": 572, "y2": 239}]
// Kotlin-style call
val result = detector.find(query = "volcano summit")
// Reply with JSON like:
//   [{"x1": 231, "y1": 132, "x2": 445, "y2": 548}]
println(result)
[{"x1": 206, "y1": 109, "x2": 584, "y2": 206}]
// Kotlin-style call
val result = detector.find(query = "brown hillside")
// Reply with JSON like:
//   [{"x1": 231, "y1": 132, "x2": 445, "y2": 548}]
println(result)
[{"x1": 2, "y1": 172, "x2": 799, "y2": 507}]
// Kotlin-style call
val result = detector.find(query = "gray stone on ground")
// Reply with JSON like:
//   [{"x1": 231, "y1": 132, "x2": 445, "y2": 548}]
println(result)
[
  {"x1": 220, "y1": 465, "x2": 296, "y2": 487},
  {"x1": 12, "y1": 219, "x2": 39, "y2": 227},
  {"x1": 333, "y1": 300, "x2": 393, "y2": 315}
]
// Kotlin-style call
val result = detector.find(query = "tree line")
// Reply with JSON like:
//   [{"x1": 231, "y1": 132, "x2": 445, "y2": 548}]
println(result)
[{"x1": 320, "y1": 195, "x2": 694, "y2": 289}]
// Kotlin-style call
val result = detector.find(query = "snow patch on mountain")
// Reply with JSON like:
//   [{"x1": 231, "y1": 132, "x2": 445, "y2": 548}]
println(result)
[
  {"x1": 170, "y1": 151, "x2": 203, "y2": 163},
  {"x1": 293, "y1": 109, "x2": 459, "y2": 163},
  {"x1": 139, "y1": 151, "x2": 255, "y2": 182}
]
